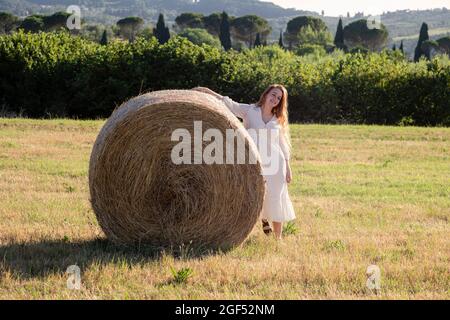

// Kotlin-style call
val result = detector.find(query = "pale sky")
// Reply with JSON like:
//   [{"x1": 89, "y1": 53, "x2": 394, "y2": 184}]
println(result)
[{"x1": 261, "y1": 0, "x2": 450, "y2": 16}]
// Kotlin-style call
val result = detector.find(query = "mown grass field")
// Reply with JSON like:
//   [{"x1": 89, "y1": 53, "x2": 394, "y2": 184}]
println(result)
[{"x1": 0, "y1": 118, "x2": 448, "y2": 299}]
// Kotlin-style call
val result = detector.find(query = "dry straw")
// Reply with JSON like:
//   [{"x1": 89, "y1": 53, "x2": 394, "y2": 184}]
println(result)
[{"x1": 89, "y1": 90, "x2": 265, "y2": 251}]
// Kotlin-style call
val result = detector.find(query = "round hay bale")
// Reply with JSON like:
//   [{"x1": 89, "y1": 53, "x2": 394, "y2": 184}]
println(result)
[{"x1": 89, "y1": 89, "x2": 265, "y2": 251}]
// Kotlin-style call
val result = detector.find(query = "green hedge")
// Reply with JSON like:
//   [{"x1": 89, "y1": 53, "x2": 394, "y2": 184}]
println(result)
[{"x1": 0, "y1": 30, "x2": 449, "y2": 126}]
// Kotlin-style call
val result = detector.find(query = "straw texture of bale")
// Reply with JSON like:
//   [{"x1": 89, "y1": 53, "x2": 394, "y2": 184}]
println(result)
[{"x1": 89, "y1": 89, "x2": 265, "y2": 250}]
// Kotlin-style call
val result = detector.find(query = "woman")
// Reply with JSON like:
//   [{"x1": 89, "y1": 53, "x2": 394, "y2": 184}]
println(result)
[{"x1": 193, "y1": 85, "x2": 296, "y2": 240}]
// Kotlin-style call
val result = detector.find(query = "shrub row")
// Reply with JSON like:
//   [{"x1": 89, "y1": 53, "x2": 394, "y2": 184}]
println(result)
[{"x1": 0, "y1": 30, "x2": 449, "y2": 126}]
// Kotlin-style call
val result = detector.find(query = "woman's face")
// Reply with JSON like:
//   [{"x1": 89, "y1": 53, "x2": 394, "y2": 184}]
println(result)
[{"x1": 265, "y1": 88, "x2": 283, "y2": 110}]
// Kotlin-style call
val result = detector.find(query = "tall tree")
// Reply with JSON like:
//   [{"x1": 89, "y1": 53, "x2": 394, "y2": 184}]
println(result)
[
  {"x1": 43, "y1": 11, "x2": 71, "y2": 31},
  {"x1": 284, "y1": 16, "x2": 329, "y2": 49},
  {"x1": 399, "y1": 40, "x2": 404, "y2": 53},
  {"x1": 437, "y1": 36, "x2": 450, "y2": 56},
  {"x1": 297, "y1": 25, "x2": 332, "y2": 46},
  {"x1": 392, "y1": 44, "x2": 396, "y2": 51},
  {"x1": 219, "y1": 11, "x2": 232, "y2": 51},
  {"x1": 278, "y1": 30, "x2": 284, "y2": 48},
  {"x1": 0, "y1": 12, "x2": 19, "y2": 34},
  {"x1": 414, "y1": 23, "x2": 430, "y2": 62},
  {"x1": 154, "y1": 13, "x2": 170, "y2": 44},
  {"x1": 334, "y1": 18, "x2": 344, "y2": 49},
  {"x1": 117, "y1": 17, "x2": 144, "y2": 42},
  {"x1": 203, "y1": 13, "x2": 222, "y2": 36},
  {"x1": 19, "y1": 15, "x2": 45, "y2": 33},
  {"x1": 100, "y1": 29, "x2": 108, "y2": 45},
  {"x1": 175, "y1": 13, "x2": 204, "y2": 31},
  {"x1": 178, "y1": 28, "x2": 222, "y2": 49},
  {"x1": 343, "y1": 19, "x2": 388, "y2": 51},
  {"x1": 230, "y1": 15, "x2": 271, "y2": 48},
  {"x1": 175, "y1": 12, "x2": 222, "y2": 37}
]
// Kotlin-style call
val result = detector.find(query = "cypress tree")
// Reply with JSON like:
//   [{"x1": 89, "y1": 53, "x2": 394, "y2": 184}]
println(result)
[
  {"x1": 163, "y1": 25, "x2": 170, "y2": 43},
  {"x1": 334, "y1": 18, "x2": 344, "y2": 49},
  {"x1": 219, "y1": 11, "x2": 232, "y2": 51},
  {"x1": 399, "y1": 40, "x2": 404, "y2": 53},
  {"x1": 100, "y1": 29, "x2": 108, "y2": 46},
  {"x1": 154, "y1": 13, "x2": 170, "y2": 44},
  {"x1": 392, "y1": 44, "x2": 396, "y2": 51},
  {"x1": 414, "y1": 23, "x2": 429, "y2": 62},
  {"x1": 278, "y1": 30, "x2": 284, "y2": 48}
]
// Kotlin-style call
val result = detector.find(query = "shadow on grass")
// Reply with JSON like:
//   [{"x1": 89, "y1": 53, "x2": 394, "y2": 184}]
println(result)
[{"x1": 0, "y1": 237, "x2": 222, "y2": 279}]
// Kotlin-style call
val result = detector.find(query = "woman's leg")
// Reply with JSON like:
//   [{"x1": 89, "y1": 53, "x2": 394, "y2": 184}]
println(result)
[{"x1": 272, "y1": 221, "x2": 283, "y2": 239}]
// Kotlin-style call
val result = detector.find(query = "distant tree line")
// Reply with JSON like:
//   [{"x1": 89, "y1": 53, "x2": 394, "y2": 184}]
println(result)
[
  {"x1": 0, "y1": 11, "x2": 72, "y2": 33},
  {"x1": 0, "y1": 10, "x2": 449, "y2": 60}
]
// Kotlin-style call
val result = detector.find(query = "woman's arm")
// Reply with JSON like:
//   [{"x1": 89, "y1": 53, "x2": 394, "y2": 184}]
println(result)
[
  {"x1": 192, "y1": 87, "x2": 251, "y2": 119},
  {"x1": 279, "y1": 128, "x2": 291, "y2": 161},
  {"x1": 279, "y1": 128, "x2": 292, "y2": 183},
  {"x1": 191, "y1": 87, "x2": 223, "y2": 100},
  {"x1": 286, "y1": 160, "x2": 292, "y2": 184}
]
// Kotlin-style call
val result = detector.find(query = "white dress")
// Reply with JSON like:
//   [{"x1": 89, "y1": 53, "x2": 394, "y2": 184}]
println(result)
[{"x1": 221, "y1": 96, "x2": 296, "y2": 223}]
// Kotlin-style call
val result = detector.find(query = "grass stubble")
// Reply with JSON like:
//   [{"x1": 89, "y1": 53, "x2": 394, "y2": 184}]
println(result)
[{"x1": 0, "y1": 118, "x2": 448, "y2": 299}]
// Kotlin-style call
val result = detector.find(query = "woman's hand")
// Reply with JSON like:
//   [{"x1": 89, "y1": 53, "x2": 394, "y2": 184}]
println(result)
[
  {"x1": 191, "y1": 87, "x2": 211, "y2": 94},
  {"x1": 286, "y1": 161, "x2": 292, "y2": 184},
  {"x1": 191, "y1": 87, "x2": 222, "y2": 100}
]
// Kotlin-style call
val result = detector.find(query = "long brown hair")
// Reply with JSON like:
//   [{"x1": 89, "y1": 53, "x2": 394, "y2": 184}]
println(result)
[{"x1": 255, "y1": 84, "x2": 292, "y2": 152}]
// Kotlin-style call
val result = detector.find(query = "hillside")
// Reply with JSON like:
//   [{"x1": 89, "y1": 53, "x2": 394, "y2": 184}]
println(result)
[
  {"x1": 0, "y1": 0, "x2": 313, "y2": 19},
  {"x1": 1, "y1": 0, "x2": 450, "y2": 56}
]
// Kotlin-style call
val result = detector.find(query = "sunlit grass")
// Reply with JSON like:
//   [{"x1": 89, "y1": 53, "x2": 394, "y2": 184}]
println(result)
[{"x1": 0, "y1": 118, "x2": 448, "y2": 299}]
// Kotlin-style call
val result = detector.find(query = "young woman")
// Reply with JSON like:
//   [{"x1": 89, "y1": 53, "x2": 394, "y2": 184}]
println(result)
[{"x1": 193, "y1": 85, "x2": 296, "y2": 239}]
